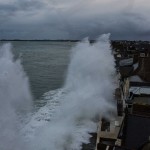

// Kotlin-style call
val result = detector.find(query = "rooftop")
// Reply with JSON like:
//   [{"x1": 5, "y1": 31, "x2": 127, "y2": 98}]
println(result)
[{"x1": 122, "y1": 114, "x2": 150, "y2": 149}]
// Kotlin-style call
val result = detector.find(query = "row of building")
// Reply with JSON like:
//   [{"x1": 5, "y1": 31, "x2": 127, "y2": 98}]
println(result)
[{"x1": 95, "y1": 41, "x2": 150, "y2": 150}]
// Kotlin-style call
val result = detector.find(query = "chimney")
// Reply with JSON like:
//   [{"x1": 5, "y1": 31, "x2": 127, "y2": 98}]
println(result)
[{"x1": 137, "y1": 51, "x2": 150, "y2": 82}]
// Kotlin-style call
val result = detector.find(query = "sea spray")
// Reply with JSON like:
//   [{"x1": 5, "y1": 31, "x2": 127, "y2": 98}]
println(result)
[
  {"x1": 0, "y1": 34, "x2": 116, "y2": 150},
  {"x1": 28, "y1": 33, "x2": 116, "y2": 150},
  {"x1": 0, "y1": 43, "x2": 33, "y2": 150}
]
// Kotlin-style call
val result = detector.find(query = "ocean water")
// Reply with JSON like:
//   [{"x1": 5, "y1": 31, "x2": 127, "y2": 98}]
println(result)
[
  {"x1": 0, "y1": 34, "x2": 116, "y2": 150},
  {"x1": 0, "y1": 41, "x2": 74, "y2": 106}
]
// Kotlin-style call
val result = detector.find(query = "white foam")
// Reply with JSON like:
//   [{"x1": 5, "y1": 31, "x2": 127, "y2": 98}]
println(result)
[
  {"x1": 22, "y1": 88, "x2": 64, "y2": 139},
  {"x1": 24, "y1": 34, "x2": 116, "y2": 150},
  {"x1": 0, "y1": 43, "x2": 33, "y2": 150}
]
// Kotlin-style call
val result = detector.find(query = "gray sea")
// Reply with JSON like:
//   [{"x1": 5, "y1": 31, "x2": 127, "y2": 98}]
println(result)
[{"x1": 0, "y1": 41, "x2": 75, "y2": 105}]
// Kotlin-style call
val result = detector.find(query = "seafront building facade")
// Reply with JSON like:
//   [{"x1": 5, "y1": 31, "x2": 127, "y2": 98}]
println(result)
[{"x1": 95, "y1": 41, "x2": 150, "y2": 150}]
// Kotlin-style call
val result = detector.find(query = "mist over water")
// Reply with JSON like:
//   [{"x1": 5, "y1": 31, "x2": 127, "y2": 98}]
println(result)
[
  {"x1": 0, "y1": 34, "x2": 115, "y2": 150},
  {"x1": 0, "y1": 43, "x2": 32, "y2": 150}
]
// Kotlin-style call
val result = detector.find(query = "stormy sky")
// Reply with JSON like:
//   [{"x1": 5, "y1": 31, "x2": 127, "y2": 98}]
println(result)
[{"x1": 0, "y1": 0, "x2": 150, "y2": 40}]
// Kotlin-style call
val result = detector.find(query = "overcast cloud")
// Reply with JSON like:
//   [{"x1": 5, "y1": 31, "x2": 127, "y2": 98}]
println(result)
[{"x1": 0, "y1": 0, "x2": 150, "y2": 40}]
